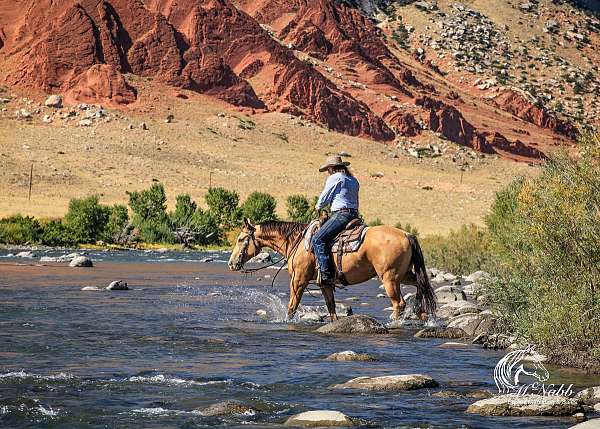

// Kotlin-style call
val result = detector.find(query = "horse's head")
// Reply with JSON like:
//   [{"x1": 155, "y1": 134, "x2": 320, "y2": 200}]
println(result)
[{"x1": 228, "y1": 218, "x2": 261, "y2": 271}]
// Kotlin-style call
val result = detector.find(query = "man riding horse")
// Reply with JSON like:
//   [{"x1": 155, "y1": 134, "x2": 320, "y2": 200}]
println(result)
[
  {"x1": 228, "y1": 156, "x2": 436, "y2": 322},
  {"x1": 312, "y1": 155, "x2": 360, "y2": 287}
]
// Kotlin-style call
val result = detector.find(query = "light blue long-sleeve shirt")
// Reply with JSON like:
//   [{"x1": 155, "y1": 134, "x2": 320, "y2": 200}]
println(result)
[{"x1": 315, "y1": 172, "x2": 360, "y2": 212}]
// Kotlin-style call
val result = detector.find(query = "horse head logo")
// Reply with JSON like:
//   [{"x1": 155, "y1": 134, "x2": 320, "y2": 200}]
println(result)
[{"x1": 494, "y1": 344, "x2": 549, "y2": 393}]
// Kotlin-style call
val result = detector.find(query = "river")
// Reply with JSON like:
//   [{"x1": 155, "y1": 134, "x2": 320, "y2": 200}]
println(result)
[{"x1": 0, "y1": 248, "x2": 597, "y2": 428}]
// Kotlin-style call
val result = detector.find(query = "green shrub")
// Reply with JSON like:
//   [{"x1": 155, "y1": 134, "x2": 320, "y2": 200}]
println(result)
[
  {"x1": 63, "y1": 196, "x2": 110, "y2": 244},
  {"x1": 0, "y1": 215, "x2": 42, "y2": 244},
  {"x1": 485, "y1": 133, "x2": 600, "y2": 363},
  {"x1": 170, "y1": 194, "x2": 222, "y2": 245},
  {"x1": 127, "y1": 183, "x2": 168, "y2": 225},
  {"x1": 102, "y1": 205, "x2": 129, "y2": 244},
  {"x1": 420, "y1": 224, "x2": 492, "y2": 275},
  {"x1": 241, "y1": 192, "x2": 277, "y2": 223},
  {"x1": 41, "y1": 219, "x2": 75, "y2": 247},
  {"x1": 368, "y1": 218, "x2": 383, "y2": 226},
  {"x1": 205, "y1": 187, "x2": 239, "y2": 229},
  {"x1": 286, "y1": 195, "x2": 314, "y2": 222},
  {"x1": 137, "y1": 219, "x2": 175, "y2": 244}
]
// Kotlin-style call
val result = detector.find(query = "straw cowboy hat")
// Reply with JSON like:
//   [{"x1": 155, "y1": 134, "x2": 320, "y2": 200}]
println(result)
[{"x1": 319, "y1": 155, "x2": 351, "y2": 172}]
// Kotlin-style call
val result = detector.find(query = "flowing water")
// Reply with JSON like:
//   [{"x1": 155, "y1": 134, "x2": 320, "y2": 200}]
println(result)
[{"x1": 1, "y1": 248, "x2": 598, "y2": 428}]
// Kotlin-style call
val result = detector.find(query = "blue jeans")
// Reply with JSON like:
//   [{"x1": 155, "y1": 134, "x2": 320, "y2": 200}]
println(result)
[{"x1": 312, "y1": 210, "x2": 358, "y2": 281}]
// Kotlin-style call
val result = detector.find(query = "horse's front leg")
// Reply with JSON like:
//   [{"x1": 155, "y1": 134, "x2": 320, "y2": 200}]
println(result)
[
  {"x1": 321, "y1": 285, "x2": 338, "y2": 322},
  {"x1": 287, "y1": 280, "x2": 307, "y2": 320}
]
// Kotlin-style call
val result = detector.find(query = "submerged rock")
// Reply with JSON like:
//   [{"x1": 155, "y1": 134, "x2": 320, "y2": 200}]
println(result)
[
  {"x1": 415, "y1": 327, "x2": 466, "y2": 339},
  {"x1": 331, "y1": 374, "x2": 438, "y2": 391},
  {"x1": 316, "y1": 315, "x2": 387, "y2": 334},
  {"x1": 284, "y1": 410, "x2": 355, "y2": 427},
  {"x1": 198, "y1": 400, "x2": 255, "y2": 416},
  {"x1": 298, "y1": 304, "x2": 352, "y2": 322},
  {"x1": 106, "y1": 280, "x2": 128, "y2": 290},
  {"x1": 466, "y1": 394, "x2": 581, "y2": 416},
  {"x1": 326, "y1": 351, "x2": 377, "y2": 362},
  {"x1": 69, "y1": 256, "x2": 93, "y2": 267},
  {"x1": 81, "y1": 286, "x2": 101, "y2": 291}
]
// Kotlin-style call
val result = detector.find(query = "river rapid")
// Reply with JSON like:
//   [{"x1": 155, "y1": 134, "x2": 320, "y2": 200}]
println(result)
[{"x1": 0, "y1": 248, "x2": 598, "y2": 428}]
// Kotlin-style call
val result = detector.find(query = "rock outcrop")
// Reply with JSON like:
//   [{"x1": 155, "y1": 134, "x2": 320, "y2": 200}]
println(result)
[
  {"x1": 466, "y1": 394, "x2": 581, "y2": 416},
  {"x1": 284, "y1": 410, "x2": 356, "y2": 427},
  {"x1": 0, "y1": 0, "x2": 393, "y2": 142},
  {"x1": 326, "y1": 350, "x2": 377, "y2": 361},
  {"x1": 331, "y1": 374, "x2": 438, "y2": 391},
  {"x1": 494, "y1": 90, "x2": 577, "y2": 138},
  {"x1": 316, "y1": 315, "x2": 388, "y2": 334}
]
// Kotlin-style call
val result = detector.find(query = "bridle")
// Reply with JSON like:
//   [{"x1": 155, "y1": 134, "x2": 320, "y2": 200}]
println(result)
[{"x1": 237, "y1": 226, "x2": 259, "y2": 269}]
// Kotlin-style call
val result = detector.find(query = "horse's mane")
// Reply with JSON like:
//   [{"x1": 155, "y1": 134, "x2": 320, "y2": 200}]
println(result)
[{"x1": 258, "y1": 220, "x2": 308, "y2": 240}]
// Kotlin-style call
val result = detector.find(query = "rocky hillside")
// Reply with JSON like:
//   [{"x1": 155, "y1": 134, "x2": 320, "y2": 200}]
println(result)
[{"x1": 0, "y1": 0, "x2": 598, "y2": 160}]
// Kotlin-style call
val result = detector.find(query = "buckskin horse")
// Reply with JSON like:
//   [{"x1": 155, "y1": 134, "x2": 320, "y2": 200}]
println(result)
[{"x1": 228, "y1": 218, "x2": 436, "y2": 322}]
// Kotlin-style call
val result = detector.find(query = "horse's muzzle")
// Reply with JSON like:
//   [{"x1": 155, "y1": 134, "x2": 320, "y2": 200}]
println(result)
[{"x1": 228, "y1": 261, "x2": 243, "y2": 271}]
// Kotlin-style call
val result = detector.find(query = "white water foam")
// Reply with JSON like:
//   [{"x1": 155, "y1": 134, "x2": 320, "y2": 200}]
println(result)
[
  {"x1": 0, "y1": 370, "x2": 74, "y2": 381},
  {"x1": 116, "y1": 374, "x2": 231, "y2": 387}
]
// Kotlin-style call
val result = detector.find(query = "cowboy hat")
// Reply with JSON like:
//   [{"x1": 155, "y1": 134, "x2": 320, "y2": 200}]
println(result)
[{"x1": 319, "y1": 155, "x2": 350, "y2": 172}]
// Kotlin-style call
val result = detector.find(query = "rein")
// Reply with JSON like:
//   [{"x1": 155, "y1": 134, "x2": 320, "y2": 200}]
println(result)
[{"x1": 239, "y1": 225, "x2": 307, "y2": 287}]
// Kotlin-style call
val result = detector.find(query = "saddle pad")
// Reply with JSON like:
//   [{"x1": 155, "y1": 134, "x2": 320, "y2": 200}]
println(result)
[
  {"x1": 303, "y1": 220, "x2": 369, "y2": 254},
  {"x1": 331, "y1": 224, "x2": 369, "y2": 253}
]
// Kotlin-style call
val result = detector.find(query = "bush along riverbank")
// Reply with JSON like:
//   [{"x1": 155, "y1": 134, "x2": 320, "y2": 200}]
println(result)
[
  {"x1": 416, "y1": 134, "x2": 600, "y2": 372},
  {"x1": 0, "y1": 186, "x2": 319, "y2": 249}
]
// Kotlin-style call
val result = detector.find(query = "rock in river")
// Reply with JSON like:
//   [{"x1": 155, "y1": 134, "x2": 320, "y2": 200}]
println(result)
[
  {"x1": 316, "y1": 315, "x2": 388, "y2": 334},
  {"x1": 69, "y1": 256, "x2": 93, "y2": 267},
  {"x1": 198, "y1": 400, "x2": 255, "y2": 416},
  {"x1": 106, "y1": 280, "x2": 128, "y2": 290},
  {"x1": 248, "y1": 252, "x2": 272, "y2": 264},
  {"x1": 326, "y1": 351, "x2": 377, "y2": 362},
  {"x1": 331, "y1": 374, "x2": 438, "y2": 391},
  {"x1": 415, "y1": 327, "x2": 466, "y2": 339},
  {"x1": 466, "y1": 394, "x2": 581, "y2": 416},
  {"x1": 284, "y1": 410, "x2": 355, "y2": 427},
  {"x1": 575, "y1": 386, "x2": 600, "y2": 405}
]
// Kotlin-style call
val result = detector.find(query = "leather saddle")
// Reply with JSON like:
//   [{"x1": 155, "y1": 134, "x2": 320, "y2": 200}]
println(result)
[{"x1": 304, "y1": 218, "x2": 369, "y2": 286}]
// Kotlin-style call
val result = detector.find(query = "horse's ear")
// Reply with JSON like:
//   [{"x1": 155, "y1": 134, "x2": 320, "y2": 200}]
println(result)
[{"x1": 244, "y1": 218, "x2": 255, "y2": 229}]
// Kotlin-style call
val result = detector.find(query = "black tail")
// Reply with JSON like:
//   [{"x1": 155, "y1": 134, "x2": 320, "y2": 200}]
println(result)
[{"x1": 407, "y1": 234, "x2": 436, "y2": 315}]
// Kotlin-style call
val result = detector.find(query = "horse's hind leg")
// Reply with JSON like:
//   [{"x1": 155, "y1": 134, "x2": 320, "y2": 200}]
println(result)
[
  {"x1": 321, "y1": 286, "x2": 338, "y2": 322},
  {"x1": 382, "y1": 274, "x2": 406, "y2": 320}
]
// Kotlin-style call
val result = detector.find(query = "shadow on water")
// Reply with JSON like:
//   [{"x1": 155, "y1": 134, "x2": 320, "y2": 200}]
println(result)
[{"x1": 1, "y1": 253, "x2": 599, "y2": 428}]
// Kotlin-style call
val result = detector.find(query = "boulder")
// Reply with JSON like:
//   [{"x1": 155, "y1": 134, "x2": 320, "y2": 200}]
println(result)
[
  {"x1": 106, "y1": 280, "x2": 128, "y2": 290},
  {"x1": 462, "y1": 282, "x2": 483, "y2": 295},
  {"x1": 248, "y1": 252, "x2": 272, "y2": 264},
  {"x1": 435, "y1": 286, "x2": 466, "y2": 304},
  {"x1": 415, "y1": 327, "x2": 466, "y2": 339},
  {"x1": 316, "y1": 315, "x2": 388, "y2": 334},
  {"x1": 16, "y1": 251, "x2": 36, "y2": 258},
  {"x1": 465, "y1": 271, "x2": 490, "y2": 283},
  {"x1": 40, "y1": 256, "x2": 60, "y2": 262},
  {"x1": 437, "y1": 300, "x2": 479, "y2": 319},
  {"x1": 447, "y1": 313, "x2": 496, "y2": 337},
  {"x1": 575, "y1": 386, "x2": 600, "y2": 405},
  {"x1": 69, "y1": 256, "x2": 93, "y2": 267},
  {"x1": 284, "y1": 410, "x2": 355, "y2": 427},
  {"x1": 331, "y1": 374, "x2": 438, "y2": 391},
  {"x1": 198, "y1": 400, "x2": 255, "y2": 416},
  {"x1": 326, "y1": 351, "x2": 377, "y2": 362},
  {"x1": 81, "y1": 286, "x2": 101, "y2": 291},
  {"x1": 466, "y1": 394, "x2": 581, "y2": 416},
  {"x1": 44, "y1": 95, "x2": 63, "y2": 108}
]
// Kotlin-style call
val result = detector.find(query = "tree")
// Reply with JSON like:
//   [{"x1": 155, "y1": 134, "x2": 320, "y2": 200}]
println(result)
[
  {"x1": 286, "y1": 195, "x2": 313, "y2": 222},
  {"x1": 170, "y1": 194, "x2": 197, "y2": 228},
  {"x1": 205, "y1": 187, "x2": 240, "y2": 229},
  {"x1": 102, "y1": 204, "x2": 129, "y2": 244},
  {"x1": 241, "y1": 192, "x2": 277, "y2": 223},
  {"x1": 63, "y1": 195, "x2": 110, "y2": 243},
  {"x1": 127, "y1": 183, "x2": 168, "y2": 224}
]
